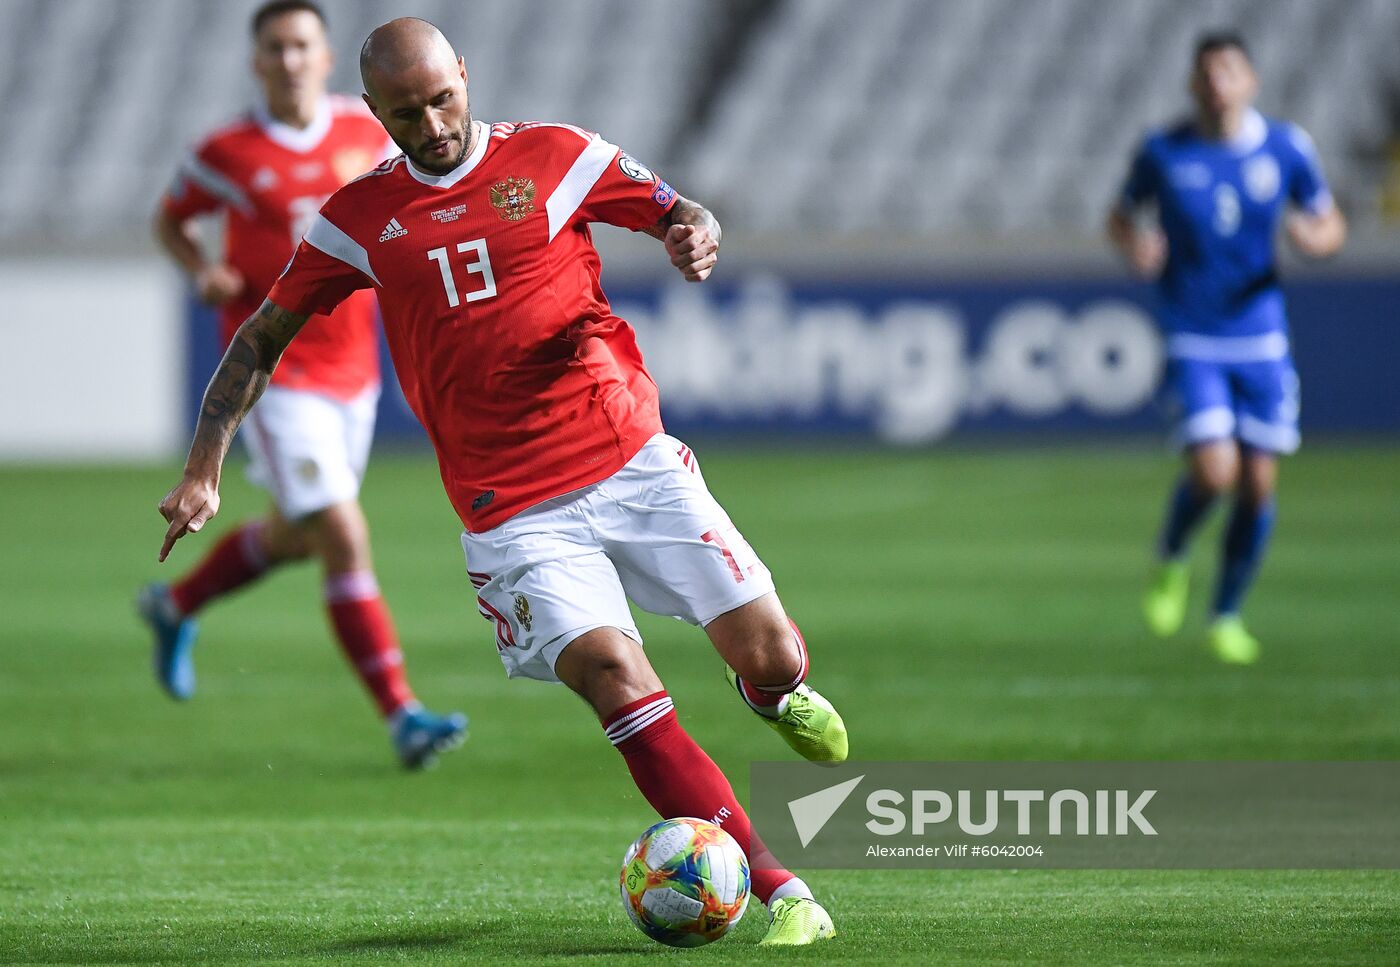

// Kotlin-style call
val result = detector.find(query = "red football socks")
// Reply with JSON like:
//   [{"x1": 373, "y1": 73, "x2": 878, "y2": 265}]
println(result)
[
  {"x1": 324, "y1": 570, "x2": 415, "y2": 716},
  {"x1": 169, "y1": 521, "x2": 270, "y2": 616},
  {"x1": 603, "y1": 691, "x2": 795, "y2": 904}
]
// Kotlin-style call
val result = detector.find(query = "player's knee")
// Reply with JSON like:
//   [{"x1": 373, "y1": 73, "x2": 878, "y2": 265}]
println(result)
[
  {"x1": 1188, "y1": 441, "x2": 1241, "y2": 497},
  {"x1": 259, "y1": 518, "x2": 313, "y2": 563},
  {"x1": 280, "y1": 538, "x2": 314, "y2": 562},
  {"x1": 560, "y1": 630, "x2": 660, "y2": 713},
  {"x1": 1191, "y1": 461, "x2": 1237, "y2": 498},
  {"x1": 589, "y1": 642, "x2": 651, "y2": 690},
  {"x1": 309, "y1": 504, "x2": 371, "y2": 572}
]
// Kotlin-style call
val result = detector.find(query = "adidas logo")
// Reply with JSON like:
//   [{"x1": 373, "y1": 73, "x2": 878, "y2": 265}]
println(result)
[{"x1": 378, "y1": 217, "x2": 408, "y2": 242}]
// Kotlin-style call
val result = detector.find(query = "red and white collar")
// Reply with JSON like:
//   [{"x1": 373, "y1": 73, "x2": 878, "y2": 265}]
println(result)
[{"x1": 253, "y1": 96, "x2": 333, "y2": 154}]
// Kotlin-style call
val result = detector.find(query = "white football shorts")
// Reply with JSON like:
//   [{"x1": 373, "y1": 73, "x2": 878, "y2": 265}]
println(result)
[
  {"x1": 462, "y1": 433, "x2": 777, "y2": 684},
  {"x1": 241, "y1": 383, "x2": 379, "y2": 520}
]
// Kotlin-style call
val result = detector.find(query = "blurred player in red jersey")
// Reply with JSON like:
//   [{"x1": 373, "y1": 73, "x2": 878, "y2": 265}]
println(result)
[
  {"x1": 156, "y1": 18, "x2": 845, "y2": 945},
  {"x1": 139, "y1": 1, "x2": 465, "y2": 770}
]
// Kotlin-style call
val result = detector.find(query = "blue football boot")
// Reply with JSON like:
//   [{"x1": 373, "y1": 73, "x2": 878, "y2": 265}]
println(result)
[
  {"x1": 137, "y1": 582, "x2": 198, "y2": 700},
  {"x1": 391, "y1": 705, "x2": 468, "y2": 770}
]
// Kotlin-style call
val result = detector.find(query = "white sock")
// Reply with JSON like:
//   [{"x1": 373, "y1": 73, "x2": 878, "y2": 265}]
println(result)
[
  {"x1": 739, "y1": 683, "x2": 791, "y2": 719},
  {"x1": 386, "y1": 700, "x2": 424, "y2": 731},
  {"x1": 767, "y1": 876, "x2": 814, "y2": 906}
]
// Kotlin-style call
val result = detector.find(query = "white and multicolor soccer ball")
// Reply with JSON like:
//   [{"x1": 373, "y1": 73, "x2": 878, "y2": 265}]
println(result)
[{"x1": 619, "y1": 817, "x2": 750, "y2": 947}]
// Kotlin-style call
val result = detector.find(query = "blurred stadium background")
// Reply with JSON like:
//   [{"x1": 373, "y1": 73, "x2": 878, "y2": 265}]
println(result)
[
  {"x1": 2, "y1": 0, "x2": 1398, "y2": 458},
  {"x1": 2, "y1": 1, "x2": 1397, "y2": 963}
]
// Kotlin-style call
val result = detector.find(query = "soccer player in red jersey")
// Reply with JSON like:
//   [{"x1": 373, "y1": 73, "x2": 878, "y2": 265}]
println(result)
[
  {"x1": 139, "y1": 1, "x2": 465, "y2": 770},
  {"x1": 157, "y1": 18, "x2": 844, "y2": 945}
]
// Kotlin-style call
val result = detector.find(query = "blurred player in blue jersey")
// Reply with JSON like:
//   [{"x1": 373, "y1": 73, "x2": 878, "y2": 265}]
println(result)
[{"x1": 1107, "y1": 33, "x2": 1346, "y2": 663}]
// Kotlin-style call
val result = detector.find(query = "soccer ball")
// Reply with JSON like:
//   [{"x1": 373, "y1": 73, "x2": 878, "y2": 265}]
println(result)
[{"x1": 619, "y1": 817, "x2": 750, "y2": 947}]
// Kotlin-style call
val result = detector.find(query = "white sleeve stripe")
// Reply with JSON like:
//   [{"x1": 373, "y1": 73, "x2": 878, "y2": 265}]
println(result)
[
  {"x1": 178, "y1": 153, "x2": 253, "y2": 216},
  {"x1": 303, "y1": 214, "x2": 380, "y2": 285},
  {"x1": 546, "y1": 134, "x2": 619, "y2": 242}
]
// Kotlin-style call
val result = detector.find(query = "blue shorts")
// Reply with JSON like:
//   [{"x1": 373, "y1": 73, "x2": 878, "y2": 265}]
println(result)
[{"x1": 1165, "y1": 356, "x2": 1300, "y2": 454}]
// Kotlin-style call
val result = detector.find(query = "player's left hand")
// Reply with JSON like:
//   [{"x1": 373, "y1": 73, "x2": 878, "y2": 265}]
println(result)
[
  {"x1": 157, "y1": 473, "x2": 221, "y2": 562},
  {"x1": 1284, "y1": 212, "x2": 1319, "y2": 252},
  {"x1": 665, "y1": 224, "x2": 718, "y2": 282},
  {"x1": 1284, "y1": 208, "x2": 1346, "y2": 259}
]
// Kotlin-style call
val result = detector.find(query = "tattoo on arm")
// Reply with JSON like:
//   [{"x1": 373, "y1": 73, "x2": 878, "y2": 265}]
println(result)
[
  {"x1": 642, "y1": 195, "x2": 721, "y2": 244},
  {"x1": 186, "y1": 299, "x2": 308, "y2": 474}
]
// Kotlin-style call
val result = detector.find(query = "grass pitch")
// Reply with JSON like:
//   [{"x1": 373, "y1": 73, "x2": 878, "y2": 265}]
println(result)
[{"x1": 2, "y1": 444, "x2": 1398, "y2": 965}]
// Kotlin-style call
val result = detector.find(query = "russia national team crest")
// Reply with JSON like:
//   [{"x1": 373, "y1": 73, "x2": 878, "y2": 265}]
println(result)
[
  {"x1": 332, "y1": 148, "x2": 378, "y2": 185},
  {"x1": 513, "y1": 593, "x2": 533, "y2": 631},
  {"x1": 490, "y1": 176, "x2": 537, "y2": 221},
  {"x1": 1243, "y1": 154, "x2": 1280, "y2": 203}
]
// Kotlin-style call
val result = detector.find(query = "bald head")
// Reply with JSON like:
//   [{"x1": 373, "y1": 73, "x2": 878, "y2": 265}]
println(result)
[
  {"x1": 359, "y1": 17, "x2": 457, "y2": 97},
  {"x1": 359, "y1": 18, "x2": 473, "y2": 175}
]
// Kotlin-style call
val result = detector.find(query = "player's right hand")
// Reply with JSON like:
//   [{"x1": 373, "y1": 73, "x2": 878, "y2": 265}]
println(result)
[
  {"x1": 158, "y1": 474, "x2": 221, "y2": 562},
  {"x1": 664, "y1": 224, "x2": 719, "y2": 282},
  {"x1": 1128, "y1": 229, "x2": 1167, "y2": 279},
  {"x1": 195, "y1": 264, "x2": 245, "y2": 306}
]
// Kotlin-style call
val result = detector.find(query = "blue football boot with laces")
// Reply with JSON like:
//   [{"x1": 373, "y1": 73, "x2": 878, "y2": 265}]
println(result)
[
  {"x1": 137, "y1": 582, "x2": 199, "y2": 701},
  {"x1": 390, "y1": 705, "x2": 468, "y2": 770}
]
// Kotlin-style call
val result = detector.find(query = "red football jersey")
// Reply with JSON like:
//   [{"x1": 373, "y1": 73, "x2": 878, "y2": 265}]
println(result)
[
  {"x1": 164, "y1": 95, "x2": 392, "y2": 401},
  {"x1": 268, "y1": 120, "x2": 678, "y2": 531}
]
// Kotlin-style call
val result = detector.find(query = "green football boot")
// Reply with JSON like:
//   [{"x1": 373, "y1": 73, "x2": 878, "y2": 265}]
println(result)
[
  {"x1": 1143, "y1": 560, "x2": 1191, "y2": 637},
  {"x1": 1208, "y1": 615, "x2": 1261, "y2": 665},
  {"x1": 726, "y1": 668, "x2": 848, "y2": 763},
  {"x1": 759, "y1": 897, "x2": 837, "y2": 947}
]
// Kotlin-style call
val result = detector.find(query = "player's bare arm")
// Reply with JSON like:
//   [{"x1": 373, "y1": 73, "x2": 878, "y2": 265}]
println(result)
[
  {"x1": 644, "y1": 196, "x2": 721, "y2": 283},
  {"x1": 1285, "y1": 204, "x2": 1346, "y2": 259},
  {"x1": 153, "y1": 208, "x2": 246, "y2": 306},
  {"x1": 1105, "y1": 206, "x2": 1166, "y2": 279},
  {"x1": 157, "y1": 299, "x2": 308, "y2": 561}
]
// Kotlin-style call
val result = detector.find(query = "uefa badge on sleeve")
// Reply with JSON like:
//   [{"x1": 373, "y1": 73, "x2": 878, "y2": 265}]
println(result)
[{"x1": 617, "y1": 154, "x2": 655, "y2": 184}]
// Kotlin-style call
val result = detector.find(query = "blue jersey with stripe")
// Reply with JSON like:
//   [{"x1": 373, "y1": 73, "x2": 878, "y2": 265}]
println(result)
[{"x1": 1118, "y1": 109, "x2": 1331, "y2": 341}]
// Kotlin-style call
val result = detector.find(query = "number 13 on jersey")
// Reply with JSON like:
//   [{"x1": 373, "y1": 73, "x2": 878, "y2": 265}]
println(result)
[{"x1": 428, "y1": 239, "x2": 497, "y2": 307}]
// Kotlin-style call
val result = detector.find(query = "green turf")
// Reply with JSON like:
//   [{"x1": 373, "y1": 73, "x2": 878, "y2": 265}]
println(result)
[{"x1": 1, "y1": 445, "x2": 1397, "y2": 965}]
